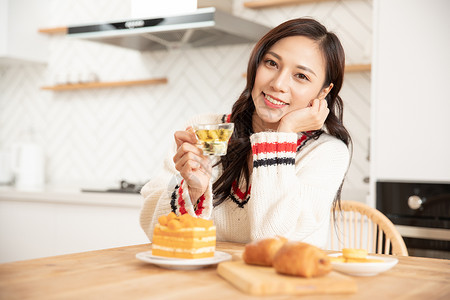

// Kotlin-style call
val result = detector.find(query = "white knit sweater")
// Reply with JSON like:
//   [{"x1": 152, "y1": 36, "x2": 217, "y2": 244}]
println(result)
[{"x1": 139, "y1": 113, "x2": 350, "y2": 249}]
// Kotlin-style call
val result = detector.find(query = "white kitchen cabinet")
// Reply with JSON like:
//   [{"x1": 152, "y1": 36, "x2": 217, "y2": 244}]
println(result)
[
  {"x1": 0, "y1": 191, "x2": 149, "y2": 263},
  {"x1": 370, "y1": 0, "x2": 450, "y2": 205},
  {"x1": 0, "y1": 0, "x2": 49, "y2": 65}
]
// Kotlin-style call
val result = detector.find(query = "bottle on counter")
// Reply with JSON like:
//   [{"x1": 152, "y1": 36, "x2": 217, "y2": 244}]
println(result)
[{"x1": 11, "y1": 128, "x2": 45, "y2": 191}]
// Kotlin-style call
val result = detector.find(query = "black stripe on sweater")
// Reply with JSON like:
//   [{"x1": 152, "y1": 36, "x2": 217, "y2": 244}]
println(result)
[
  {"x1": 170, "y1": 184, "x2": 179, "y2": 213},
  {"x1": 253, "y1": 157, "x2": 295, "y2": 168},
  {"x1": 297, "y1": 130, "x2": 323, "y2": 152},
  {"x1": 230, "y1": 193, "x2": 250, "y2": 208}
]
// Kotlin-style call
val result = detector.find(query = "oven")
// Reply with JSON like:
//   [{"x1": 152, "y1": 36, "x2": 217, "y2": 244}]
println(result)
[{"x1": 376, "y1": 181, "x2": 450, "y2": 259}]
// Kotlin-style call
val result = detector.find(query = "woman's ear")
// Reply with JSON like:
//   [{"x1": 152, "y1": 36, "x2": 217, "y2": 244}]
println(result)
[{"x1": 318, "y1": 83, "x2": 334, "y2": 100}]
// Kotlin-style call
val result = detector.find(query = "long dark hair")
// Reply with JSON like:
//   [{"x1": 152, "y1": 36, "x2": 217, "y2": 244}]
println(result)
[{"x1": 213, "y1": 18, "x2": 352, "y2": 207}]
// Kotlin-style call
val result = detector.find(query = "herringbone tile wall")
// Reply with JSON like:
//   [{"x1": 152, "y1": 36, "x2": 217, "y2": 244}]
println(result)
[{"x1": 0, "y1": 0, "x2": 371, "y2": 201}]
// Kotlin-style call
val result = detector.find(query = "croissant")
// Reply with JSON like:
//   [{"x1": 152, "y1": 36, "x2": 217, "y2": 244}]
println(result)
[
  {"x1": 243, "y1": 236, "x2": 287, "y2": 266},
  {"x1": 272, "y1": 241, "x2": 332, "y2": 278}
]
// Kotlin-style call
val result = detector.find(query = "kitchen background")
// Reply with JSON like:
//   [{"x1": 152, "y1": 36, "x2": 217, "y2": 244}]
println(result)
[
  {"x1": 0, "y1": 0, "x2": 371, "y2": 200},
  {"x1": 2, "y1": 0, "x2": 448, "y2": 263}
]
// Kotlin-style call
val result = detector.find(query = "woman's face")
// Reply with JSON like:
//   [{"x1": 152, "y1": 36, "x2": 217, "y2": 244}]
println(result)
[{"x1": 251, "y1": 35, "x2": 332, "y2": 130}]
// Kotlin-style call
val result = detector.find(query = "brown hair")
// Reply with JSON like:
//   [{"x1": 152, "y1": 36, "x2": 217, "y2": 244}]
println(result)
[{"x1": 213, "y1": 18, "x2": 352, "y2": 206}]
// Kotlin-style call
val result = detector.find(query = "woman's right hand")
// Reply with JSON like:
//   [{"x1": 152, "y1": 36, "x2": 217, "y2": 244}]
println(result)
[{"x1": 173, "y1": 127, "x2": 212, "y2": 202}]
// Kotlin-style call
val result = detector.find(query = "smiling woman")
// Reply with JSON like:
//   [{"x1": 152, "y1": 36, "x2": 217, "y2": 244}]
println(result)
[
  {"x1": 251, "y1": 36, "x2": 333, "y2": 132},
  {"x1": 140, "y1": 17, "x2": 352, "y2": 249}
]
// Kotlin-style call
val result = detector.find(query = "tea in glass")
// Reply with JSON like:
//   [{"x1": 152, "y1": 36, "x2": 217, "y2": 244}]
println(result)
[{"x1": 194, "y1": 123, "x2": 234, "y2": 156}]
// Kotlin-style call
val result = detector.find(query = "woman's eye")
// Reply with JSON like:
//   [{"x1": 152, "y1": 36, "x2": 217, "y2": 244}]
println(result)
[
  {"x1": 295, "y1": 73, "x2": 309, "y2": 81},
  {"x1": 265, "y1": 59, "x2": 277, "y2": 68}
]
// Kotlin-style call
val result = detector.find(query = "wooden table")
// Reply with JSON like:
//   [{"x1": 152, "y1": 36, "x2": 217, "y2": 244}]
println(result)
[{"x1": 0, "y1": 242, "x2": 449, "y2": 299}]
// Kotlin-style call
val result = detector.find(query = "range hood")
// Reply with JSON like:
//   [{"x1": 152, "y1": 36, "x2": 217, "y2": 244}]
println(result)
[{"x1": 67, "y1": 7, "x2": 271, "y2": 51}]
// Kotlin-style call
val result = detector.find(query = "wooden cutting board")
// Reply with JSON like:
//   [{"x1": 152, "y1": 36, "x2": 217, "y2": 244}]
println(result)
[{"x1": 217, "y1": 261, "x2": 357, "y2": 296}]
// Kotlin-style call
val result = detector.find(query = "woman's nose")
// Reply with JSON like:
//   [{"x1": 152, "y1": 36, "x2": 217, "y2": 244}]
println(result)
[{"x1": 270, "y1": 71, "x2": 289, "y2": 93}]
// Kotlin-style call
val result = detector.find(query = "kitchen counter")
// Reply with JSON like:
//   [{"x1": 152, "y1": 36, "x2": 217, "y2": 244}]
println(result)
[
  {"x1": 0, "y1": 185, "x2": 142, "y2": 208},
  {"x1": 0, "y1": 186, "x2": 148, "y2": 263},
  {"x1": 0, "y1": 242, "x2": 449, "y2": 299}
]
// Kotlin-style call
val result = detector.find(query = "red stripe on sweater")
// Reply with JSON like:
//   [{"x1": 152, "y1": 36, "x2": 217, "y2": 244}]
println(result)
[
  {"x1": 178, "y1": 179, "x2": 187, "y2": 215},
  {"x1": 232, "y1": 180, "x2": 251, "y2": 200},
  {"x1": 252, "y1": 142, "x2": 296, "y2": 155},
  {"x1": 297, "y1": 135, "x2": 307, "y2": 147},
  {"x1": 195, "y1": 194, "x2": 205, "y2": 216}
]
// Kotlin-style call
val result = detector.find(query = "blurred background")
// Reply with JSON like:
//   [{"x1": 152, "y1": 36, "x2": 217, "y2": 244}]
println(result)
[
  {"x1": 0, "y1": 0, "x2": 373, "y2": 197},
  {"x1": 1, "y1": 0, "x2": 449, "y2": 262}
]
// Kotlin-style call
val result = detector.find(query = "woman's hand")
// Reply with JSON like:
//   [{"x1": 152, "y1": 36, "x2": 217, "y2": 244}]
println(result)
[
  {"x1": 277, "y1": 98, "x2": 329, "y2": 133},
  {"x1": 173, "y1": 127, "x2": 212, "y2": 202}
]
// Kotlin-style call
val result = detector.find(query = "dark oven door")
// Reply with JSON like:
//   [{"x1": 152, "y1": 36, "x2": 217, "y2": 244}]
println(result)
[{"x1": 376, "y1": 181, "x2": 450, "y2": 259}]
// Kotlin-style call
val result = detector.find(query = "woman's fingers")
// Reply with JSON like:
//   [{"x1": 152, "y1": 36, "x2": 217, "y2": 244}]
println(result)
[
  {"x1": 307, "y1": 99, "x2": 329, "y2": 129},
  {"x1": 175, "y1": 151, "x2": 201, "y2": 172},
  {"x1": 310, "y1": 98, "x2": 328, "y2": 112},
  {"x1": 174, "y1": 144, "x2": 210, "y2": 173},
  {"x1": 180, "y1": 159, "x2": 210, "y2": 179},
  {"x1": 175, "y1": 152, "x2": 212, "y2": 190},
  {"x1": 173, "y1": 126, "x2": 202, "y2": 164},
  {"x1": 309, "y1": 98, "x2": 319, "y2": 109},
  {"x1": 311, "y1": 98, "x2": 329, "y2": 115},
  {"x1": 174, "y1": 127, "x2": 197, "y2": 148},
  {"x1": 319, "y1": 99, "x2": 329, "y2": 117},
  {"x1": 173, "y1": 141, "x2": 203, "y2": 164}
]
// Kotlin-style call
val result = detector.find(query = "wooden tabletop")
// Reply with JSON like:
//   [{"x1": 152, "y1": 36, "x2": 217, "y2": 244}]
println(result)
[{"x1": 0, "y1": 242, "x2": 449, "y2": 300}]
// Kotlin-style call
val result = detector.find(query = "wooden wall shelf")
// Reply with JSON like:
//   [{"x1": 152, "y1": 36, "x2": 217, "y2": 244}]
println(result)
[
  {"x1": 41, "y1": 78, "x2": 168, "y2": 91},
  {"x1": 244, "y1": 0, "x2": 335, "y2": 9},
  {"x1": 345, "y1": 64, "x2": 371, "y2": 73},
  {"x1": 38, "y1": 26, "x2": 68, "y2": 35}
]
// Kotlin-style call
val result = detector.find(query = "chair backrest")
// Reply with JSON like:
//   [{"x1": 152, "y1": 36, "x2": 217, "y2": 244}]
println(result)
[{"x1": 328, "y1": 200, "x2": 408, "y2": 256}]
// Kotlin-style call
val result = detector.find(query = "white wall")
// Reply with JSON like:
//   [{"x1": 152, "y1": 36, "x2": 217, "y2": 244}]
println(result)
[
  {"x1": 0, "y1": 0, "x2": 8, "y2": 55},
  {"x1": 370, "y1": 0, "x2": 450, "y2": 204}
]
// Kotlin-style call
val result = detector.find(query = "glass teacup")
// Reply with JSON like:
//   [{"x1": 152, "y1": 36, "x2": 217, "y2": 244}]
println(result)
[{"x1": 193, "y1": 123, "x2": 234, "y2": 156}]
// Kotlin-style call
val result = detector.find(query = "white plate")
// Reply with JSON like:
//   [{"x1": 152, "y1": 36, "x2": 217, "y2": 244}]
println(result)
[
  {"x1": 328, "y1": 253, "x2": 399, "y2": 276},
  {"x1": 136, "y1": 251, "x2": 232, "y2": 270}
]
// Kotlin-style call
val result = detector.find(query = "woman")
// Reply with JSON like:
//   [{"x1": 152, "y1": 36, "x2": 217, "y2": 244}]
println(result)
[{"x1": 140, "y1": 17, "x2": 351, "y2": 248}]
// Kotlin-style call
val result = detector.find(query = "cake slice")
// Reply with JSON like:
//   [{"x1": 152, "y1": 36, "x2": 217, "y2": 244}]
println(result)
[{"x1": 152, "y1": 212, "x2": 216, "y2": 259}]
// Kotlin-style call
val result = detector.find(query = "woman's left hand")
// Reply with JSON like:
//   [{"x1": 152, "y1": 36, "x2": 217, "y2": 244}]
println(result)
[{"x1": 277, "y1": 98, "x2": 329, "y2": 133}]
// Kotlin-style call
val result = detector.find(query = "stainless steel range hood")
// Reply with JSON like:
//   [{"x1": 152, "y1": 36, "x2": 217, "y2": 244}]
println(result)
[{"x1": 67, "y1": 8, "x2": 270, "y2": 51}]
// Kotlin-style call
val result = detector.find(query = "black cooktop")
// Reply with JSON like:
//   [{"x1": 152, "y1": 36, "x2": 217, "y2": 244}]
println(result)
[{"x1": 82, "y1": 180, "x2": 145, "y2": 194}]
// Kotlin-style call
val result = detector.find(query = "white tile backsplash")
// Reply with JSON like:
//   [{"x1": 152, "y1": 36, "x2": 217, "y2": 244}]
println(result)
[{"x1": 0, "y1": 0, "x2": 372, "y2": 200}]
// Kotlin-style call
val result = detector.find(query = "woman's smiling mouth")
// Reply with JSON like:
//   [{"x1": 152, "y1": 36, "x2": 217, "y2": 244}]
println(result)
[{"x1": 264, "y1": 93, "x2": 289, "y2": 108}]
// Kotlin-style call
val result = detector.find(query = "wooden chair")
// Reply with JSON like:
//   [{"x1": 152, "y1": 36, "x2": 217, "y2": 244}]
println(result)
[{"x1": 328, "y1": 200, "x2": 408, "y2": 256}]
